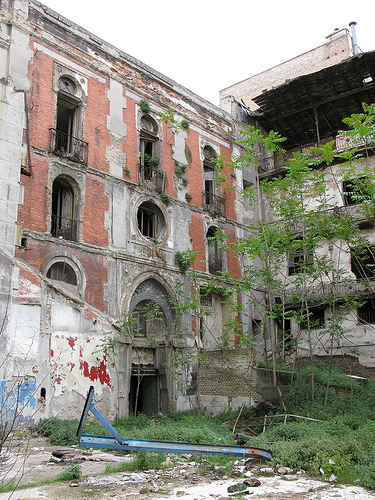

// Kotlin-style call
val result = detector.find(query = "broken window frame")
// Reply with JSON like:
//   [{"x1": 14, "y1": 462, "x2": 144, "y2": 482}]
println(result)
[
  {"x1": 288, "y1": 241, "x2": 314, "y2": 276},
  {"x1": 342, "y1": 177, "x2": 373, "y2": 206},
  {"x1": 202, "y1": 146, "x2": 225, "y2": 215},
  {"x1": 358, "y1": 298, "x2": 375, "y2": 324},
  {"x1": 136, "y1": 201, "x2": 165, "y2": 241},
  {"x1": 46, "y1": 261, "x2": 77, "y2": 285},
  {"x1": 299, "y1": 308, "x2": 325, "y2": 330},
  {"x1": 206, "y1": 226, "x2": 223, "y2": 275},
  {"x1": 51, "y1": 177, "x2": 78, "y2": 241},
  {"x1": 139, "y1": 115, "x2": 163, "y2": 188},
  {"x1": 132, "y1": 300, "x2": 167, "y2": 338},
  {"x1": 50, "y1": 77, "x2": 88, "y2": 164},
  {"x1": 351, "y1": 246, "x2": 375, "y2": 280}
]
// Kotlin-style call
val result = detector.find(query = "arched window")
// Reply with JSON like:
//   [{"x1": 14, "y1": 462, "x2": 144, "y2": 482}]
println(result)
[
  {"x1": 139, "y1": 115, "x2": 163, "y2": 190},
  {"x1": 50, "y1": 77, "x2": 88, "y2": 164},
  {"x1": 51, "y1": 177, "x2": 78, "y2": 241},
  {"x1": 133, "y1": 300, "x2": 167, "y2": 338},
  {"x1": 47, "y1": 261, "x2": 77, "y2": 286}
]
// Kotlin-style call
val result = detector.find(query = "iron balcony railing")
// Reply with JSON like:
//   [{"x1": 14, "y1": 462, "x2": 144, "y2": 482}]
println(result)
[
  {"x1": 49, "y1": 128, "x2": 88, "y2": 165},
  {"x1": 208, "y1": 256, "x2": 223, "y2": 275},
  {"x1": 51, "y1": 215, "x2": 78, "y2": 241},
  {"x1": 139, "y1": 165, "x2": 165, "y2": 192},
  {"x1": 202, "y1": 191, "x2": 225, "y2": 216}
]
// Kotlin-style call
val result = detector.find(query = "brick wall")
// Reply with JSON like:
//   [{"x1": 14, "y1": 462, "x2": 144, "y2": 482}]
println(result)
[{"x1": 198, "y1": 349, "x2": 258, "y2": 400}]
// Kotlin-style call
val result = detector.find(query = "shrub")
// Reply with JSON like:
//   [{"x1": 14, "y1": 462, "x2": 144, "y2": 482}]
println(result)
[
  {"x1": 139, "y1": 99, "x2": 150, "y2": 114},
  {"x1": 57, "y1": 463, "x2": 82, "y2": 481}
]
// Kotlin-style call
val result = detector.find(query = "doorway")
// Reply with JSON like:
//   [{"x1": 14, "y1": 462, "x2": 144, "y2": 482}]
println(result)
[{"x1": 129, "y1": 372, "x2": 158, "y2": 416}]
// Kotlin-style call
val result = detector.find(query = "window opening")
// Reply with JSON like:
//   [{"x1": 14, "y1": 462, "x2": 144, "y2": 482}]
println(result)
[
  {"x1": 200, "y1": 291, "x2": 213, "y2": 307},
  {"x1": 51, "y1": 178, "x2": 77, "y2": 241},
  {"x1": 342, "y1": 178, "x2": 373, "y2": 206},
  {"x1": 133, "y1": 300, "x2": 166, "y2": 338},
  {"x1": 358, "y1": 298, "x2": 375, "y2": 324},
  {"x1": 47, "y1": 261, "x2": 77, "y2": 285},
  {"x1": 50, "y1": 78, "x2": 88, "y2": 164},
  {"x1": 300, "y1": 309, "x2": 325, "y2": 330},
  {"x1": 288, "y1": 240, "x2": 313, "y2": 275},
  {"x1": 351, "y1": 247, "x2": 375, "y2": 280},
  {"x1": 207, "y1": 226, "x2": 223, "y2": 275},
  {"x1": 137, "y1": 201, "x2": 165, "y2": 240},
  {"x1": 139, "y1": 116, "x2": 162, "y2": 188},
  {"x1": 203, "y1": 146, "x2": 216, "y2": 205},
  {"x1": 202, "y1": 146, "x2": 224, "y2": 214}
]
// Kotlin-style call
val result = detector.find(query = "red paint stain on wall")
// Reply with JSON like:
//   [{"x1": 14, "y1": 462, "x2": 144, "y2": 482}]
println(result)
[
  {"x1": 79, "y1": 358, "x2": 112, "y2": 388},
  {"x1": 67, "y1": 337, "x2": 77, "y2": 350}
]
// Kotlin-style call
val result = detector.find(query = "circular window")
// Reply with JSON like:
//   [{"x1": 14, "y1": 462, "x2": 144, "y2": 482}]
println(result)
[
  {"x1": 59, "y1": 77, "x2": 76, "y2": 95},
  {"x1": 137, "y1": 201, "x2": 166, "y2": 240}
]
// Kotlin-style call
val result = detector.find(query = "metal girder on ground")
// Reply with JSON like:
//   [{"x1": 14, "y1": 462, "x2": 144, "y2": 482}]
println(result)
[{"x1": 77, "y1": 386, "x2": 272, "y2": 460}]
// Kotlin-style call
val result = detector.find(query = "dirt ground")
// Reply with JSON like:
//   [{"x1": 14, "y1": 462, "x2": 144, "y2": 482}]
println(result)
[{"x1": 1, "y1": 437, "x2": 375, "y2": 500}]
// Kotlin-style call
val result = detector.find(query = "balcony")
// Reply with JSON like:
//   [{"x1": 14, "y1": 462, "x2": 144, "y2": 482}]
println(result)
[
  {"x1": 139, "y1": 165, "x2": 165, "y2": 192},
  {"x1": 51, "y1": 215, "x2": 78, "y2": 241},
  {"x1": 202, "y1": 191, "x2": 225, "y2": 217},
  {"x1": 335, "y1": 133, "x2": 374, "y2": 152},
  {"x1": 208, "y1": 256, "x2": 223, "y2": 275},
  {"x1": 49, "y1": 128, "x2": 88, "y2": 165}
]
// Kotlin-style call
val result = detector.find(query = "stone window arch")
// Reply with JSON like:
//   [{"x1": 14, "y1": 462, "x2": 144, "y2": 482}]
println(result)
[
  {"x1": 44, "y1": 254, "x2": 85, "y2": 297},
  {"x1": 50, "y1": 76, "x2": 88, "y2": 164},
  {"x1": 136, "y1": 200, "x2": 167, "y2": 241},
  {"x1": 129, "y1": 278, "x2": 173, "y2": 340}
]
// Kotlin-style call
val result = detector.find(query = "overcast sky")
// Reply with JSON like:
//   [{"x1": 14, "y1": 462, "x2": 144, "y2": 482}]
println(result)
[{"x1": 38, "y1": 0, "x2": 374, "y2": 105}]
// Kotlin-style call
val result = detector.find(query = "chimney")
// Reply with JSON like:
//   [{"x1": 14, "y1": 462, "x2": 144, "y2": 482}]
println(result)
[{"x1": 349, "y1": 21, "x2": 359, "y2": 55}]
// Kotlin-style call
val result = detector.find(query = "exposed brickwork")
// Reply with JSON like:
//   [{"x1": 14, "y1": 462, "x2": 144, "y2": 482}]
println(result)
[{"x1": 198, "y1": 350, "x2": 258, "y2": 400}]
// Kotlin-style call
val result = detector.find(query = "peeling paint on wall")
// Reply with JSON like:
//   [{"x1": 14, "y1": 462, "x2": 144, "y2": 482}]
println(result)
[{"x1": 51, "y1": 333, "x2": 112, "y2": 397}]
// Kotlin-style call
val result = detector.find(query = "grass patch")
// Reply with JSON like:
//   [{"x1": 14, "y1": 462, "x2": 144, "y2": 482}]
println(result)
[
  {"x1": 105, "y1": 451, "x2": 166, "y2": 473},
  {"x1": 57, "y1": 463, "x2": 82, "y2": 481}
]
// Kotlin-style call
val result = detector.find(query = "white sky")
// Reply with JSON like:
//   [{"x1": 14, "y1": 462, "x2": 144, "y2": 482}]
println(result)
[{"x1": 38, "y1": 0, "x2": 374, "y2": 106}]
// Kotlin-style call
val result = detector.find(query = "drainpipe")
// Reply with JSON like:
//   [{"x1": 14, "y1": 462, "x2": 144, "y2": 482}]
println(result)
[{"x1": 349, "y1": 21, "x2": 359, "y2": 55}]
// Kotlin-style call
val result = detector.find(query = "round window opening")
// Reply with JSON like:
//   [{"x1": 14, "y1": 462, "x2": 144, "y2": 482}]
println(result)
[
  {"x1": 137, "y1": 201, "x2": 166, "y2": 240},
  {"x1": 59, "y1": 77, "x2": 77, "y2": 95}
]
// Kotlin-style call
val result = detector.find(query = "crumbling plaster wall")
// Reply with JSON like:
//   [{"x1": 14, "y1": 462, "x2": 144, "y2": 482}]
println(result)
[
  {"x1": 2, "y1": 0, "x2": 253, "y2": 421},
  {"x1": 0, "y1": 0, "x2": 34, "y2": 401}
]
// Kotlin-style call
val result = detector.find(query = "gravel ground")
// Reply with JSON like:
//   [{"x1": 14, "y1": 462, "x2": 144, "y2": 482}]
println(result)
[{"x1": 1, "y1": 437, "x2": 375, "y2": 500}]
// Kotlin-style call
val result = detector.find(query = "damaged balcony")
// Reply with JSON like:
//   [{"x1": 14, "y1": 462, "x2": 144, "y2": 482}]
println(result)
[
  {"x1": 139, "y1": 165, "x2": 165, "y2": 193},
  {"x1": 49, "y1": 128, "x2": 88, "y2": 165},
  {"x1": 202, "y1": 191, "x2": 225, "y2": 217},
  {"x1": 51, "y1": 215, "x2": 78, "y2": 241}
]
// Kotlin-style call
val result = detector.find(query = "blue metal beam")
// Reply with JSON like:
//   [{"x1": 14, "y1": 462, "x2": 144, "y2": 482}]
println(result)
[{"x1": 77, "y1": 387, "x2": 272, "y2": 460}]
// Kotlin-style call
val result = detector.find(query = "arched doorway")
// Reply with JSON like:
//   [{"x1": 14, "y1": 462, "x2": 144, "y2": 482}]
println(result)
[{"x1": 128, "y1": 279, "x2": 173, "y2": 415}]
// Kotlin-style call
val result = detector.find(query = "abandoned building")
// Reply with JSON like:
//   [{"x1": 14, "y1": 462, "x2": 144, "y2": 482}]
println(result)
[{"x1": 1, "y1": 0, "x2": 375, "y2": 422}]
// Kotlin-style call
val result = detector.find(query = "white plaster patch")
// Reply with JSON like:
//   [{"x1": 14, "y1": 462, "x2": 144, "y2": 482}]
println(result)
[
  {"x1": 8, "y1": 303, "x2": 41, "y2": 357},
  {"x1": 51, "y1": 302, "x2": 80, "y2": 331}
]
